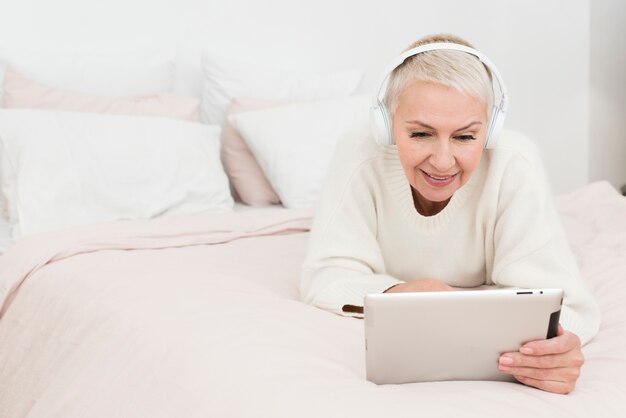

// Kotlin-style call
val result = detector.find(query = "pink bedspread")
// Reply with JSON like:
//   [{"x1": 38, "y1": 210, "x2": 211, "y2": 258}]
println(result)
[{"x1": 0, "y1": 181, "x2": 624, "y2": 417}]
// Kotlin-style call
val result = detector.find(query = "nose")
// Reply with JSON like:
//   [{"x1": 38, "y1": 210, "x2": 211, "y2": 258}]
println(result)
[{"x1": 429, "y1": 138, "x2": 456, "y2": 172}]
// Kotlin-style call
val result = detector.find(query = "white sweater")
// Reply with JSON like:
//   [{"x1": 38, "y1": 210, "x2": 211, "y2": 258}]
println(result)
[{"x1": 300, "y1": 126, "x2": 601, "y2": 345}]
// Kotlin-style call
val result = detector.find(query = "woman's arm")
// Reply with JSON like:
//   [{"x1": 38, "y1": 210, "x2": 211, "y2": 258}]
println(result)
[
  {"x1": 301, "y1": 130, "x2": 403, "y2": 316},
  {"x1": 487, "y1": 134, "x2": 600, "y2": 393}
]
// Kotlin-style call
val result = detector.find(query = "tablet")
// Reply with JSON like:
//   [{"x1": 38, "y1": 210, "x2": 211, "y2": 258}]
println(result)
[{"x1": 364, "y1": 288, "x2": 563, "y2": 385}]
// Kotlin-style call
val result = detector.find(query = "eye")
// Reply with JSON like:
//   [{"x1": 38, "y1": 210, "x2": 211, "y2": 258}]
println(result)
[
  {"x1": 409, "y1": 131, "x2": 431, "y2": 139},
  {"x1": 455, "y1": 134, "x2": 477, "y2": 141}
]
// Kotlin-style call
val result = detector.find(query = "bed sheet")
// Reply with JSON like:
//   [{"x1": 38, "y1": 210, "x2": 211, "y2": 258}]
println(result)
[
  {"x1": 0, "y1": 202, "x2": 283, "y2": 255},
  {"x1": 0, "y1": 181, "x2": 624, "y2": 417}
]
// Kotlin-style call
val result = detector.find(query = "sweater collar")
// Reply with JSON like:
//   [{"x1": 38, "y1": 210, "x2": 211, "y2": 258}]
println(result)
[{"x1": 379, "y1": 144, "x2": 481, "y2": 232}]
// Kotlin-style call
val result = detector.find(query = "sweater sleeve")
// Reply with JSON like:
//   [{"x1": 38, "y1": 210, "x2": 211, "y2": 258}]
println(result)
[
  {"x1": 489, "y1": 136, "x2": 601, "y2": 345},
  {"x1": 300, "y1": 131, "x2": 402, "y2": 317}
]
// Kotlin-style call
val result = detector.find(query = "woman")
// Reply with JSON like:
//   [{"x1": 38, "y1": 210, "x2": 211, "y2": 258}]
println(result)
[{"x1": 300, "y1": 33, "x2": 600, "y2": 394}]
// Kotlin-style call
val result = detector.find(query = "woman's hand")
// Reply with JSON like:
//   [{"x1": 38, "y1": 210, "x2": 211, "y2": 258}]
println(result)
[
  {"x1": 498, "y1": 325, "x2": 584, "y2": 394},
  {"x1": 384, "y1": 278, "x2": 454, "y2": 293}
]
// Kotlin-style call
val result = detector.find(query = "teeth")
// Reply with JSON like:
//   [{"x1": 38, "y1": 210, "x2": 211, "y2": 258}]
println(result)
[
  {"x1": 422, "y1": 170, "x2": 456, "y2": 182},
  {"x1": 428, "y1": 173, "x2": 449, "y2": 180}
]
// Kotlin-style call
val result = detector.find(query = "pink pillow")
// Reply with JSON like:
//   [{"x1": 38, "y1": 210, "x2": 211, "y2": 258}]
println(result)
[
  {"x1": 2, "y1": 68, "x2": 200, "y2": 121},
  {"x1": 221, "y1": 98, "x2": 280, "y2": 206}
]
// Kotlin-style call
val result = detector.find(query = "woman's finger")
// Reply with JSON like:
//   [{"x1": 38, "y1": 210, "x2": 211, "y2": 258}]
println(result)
[
  {"x1": 499, "y1": 350, "x2": 584, "y2": 370},
  {"x1": 514, "y1": 375, "x2": 576, "y2": 395},
  {"x1": 499, "y1": 364, "x2": 581, "y2": 383},
  {"x1": 519, "y1": 331, "x2": 581, "y2": 356}
]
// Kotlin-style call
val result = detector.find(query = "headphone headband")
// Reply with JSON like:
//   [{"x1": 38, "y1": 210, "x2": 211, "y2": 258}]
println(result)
[
  {"x1": 370, "y1": 42, "x2": 509, "y2": 148},
  {"x1": 374, "y1": 43, "x2": 508, "y2": 111}
]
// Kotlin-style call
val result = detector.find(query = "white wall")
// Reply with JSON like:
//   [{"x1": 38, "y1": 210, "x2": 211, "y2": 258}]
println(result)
[
  {"x1": 0, "y1": 0, "x2": 613, "y2": 194},
  {"x1": 590, "y1": 0, "x2": 626, "y2": 191}
]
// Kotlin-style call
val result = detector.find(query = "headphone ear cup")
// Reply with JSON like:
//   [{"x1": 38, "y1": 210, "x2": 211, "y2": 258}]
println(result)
[
  {"x1": 370, "y1": 100, "x2": 393, "y2": 146},
  {"x1": 484, "y1": 107, "x2": 505, "y2": 149}
]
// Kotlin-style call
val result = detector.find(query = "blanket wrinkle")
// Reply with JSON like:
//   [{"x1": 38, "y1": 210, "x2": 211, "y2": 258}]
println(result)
[{"x1": 0, "y1": 209, "x2": 312, "y2": 319}]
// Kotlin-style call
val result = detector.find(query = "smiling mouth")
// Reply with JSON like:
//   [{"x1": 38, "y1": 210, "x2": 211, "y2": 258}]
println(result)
[
  {"x1": 422, "y1": 171, "x2": 457, "y2": 180},
  {"x1": 420, "y1": 170, "x2": 458, "y2": 186}
]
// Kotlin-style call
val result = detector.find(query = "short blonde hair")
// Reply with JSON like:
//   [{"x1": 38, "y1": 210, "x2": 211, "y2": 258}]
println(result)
[{"x1": 383, "y1": 33, "x2": 494, "y2": 118}]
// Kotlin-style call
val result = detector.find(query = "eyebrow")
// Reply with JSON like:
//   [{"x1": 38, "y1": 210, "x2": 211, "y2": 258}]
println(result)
[{"x1": 405, "y1": 120, "x2": 483, "y2": 132}]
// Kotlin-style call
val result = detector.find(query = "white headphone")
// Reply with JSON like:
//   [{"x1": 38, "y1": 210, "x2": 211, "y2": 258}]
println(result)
[{"x1": 370, "y1": 42, "x2": 509, "y2": 149}]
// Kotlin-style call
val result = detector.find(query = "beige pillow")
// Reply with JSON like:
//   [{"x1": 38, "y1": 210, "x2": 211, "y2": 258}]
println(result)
[
  {"x1": 2, "y1": 67, "x2": 200, "y2": 121},
  {"x1": 221, "y1": 98, "x2": 280, "y2": 206}
]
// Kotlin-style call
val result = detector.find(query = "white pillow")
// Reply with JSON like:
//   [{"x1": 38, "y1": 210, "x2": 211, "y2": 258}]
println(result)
[
  {"x1": 0, "y1": 49, "x2": 175, "y2": 97},
  {"x1": 228, "y1": 95, "x2": 370, "y2": 208},
  {"x1": 200, "y1": 50, "x2": 363, "y2": 125},
  {"x1": 0, "y1": 109, "x2": 233, "y2": 237}
]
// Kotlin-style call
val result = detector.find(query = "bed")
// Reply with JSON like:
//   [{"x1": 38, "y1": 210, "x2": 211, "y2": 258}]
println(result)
[
  {"x1": 0, "y1": 50, "x2": 625, "y2": 418},
  {"x1": 0, "y1": 181, "x2": 624, "y2": 417}
]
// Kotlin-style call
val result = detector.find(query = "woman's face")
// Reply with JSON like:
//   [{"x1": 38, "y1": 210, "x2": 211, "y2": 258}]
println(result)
[{"x1": 391, "y1": 80, "x2": 488, "y2": 215}]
